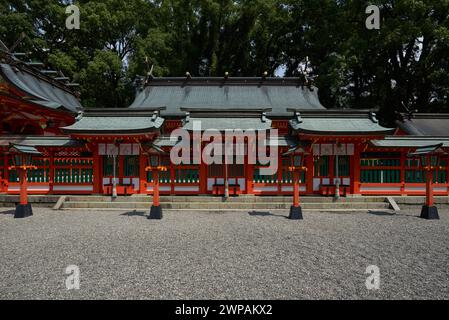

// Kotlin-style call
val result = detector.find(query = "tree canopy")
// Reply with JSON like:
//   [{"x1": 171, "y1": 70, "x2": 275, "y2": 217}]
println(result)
[{"x1": 1, "y1": 0, "x2": 448, "y2": 125}]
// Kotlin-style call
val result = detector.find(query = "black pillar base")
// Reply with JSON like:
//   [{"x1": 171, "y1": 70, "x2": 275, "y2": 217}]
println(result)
[
  {"x1": 14, "y1": 204, "x2": 33, "y2": 219},
  {"x1": 289, "y1": 205, "x2": 303, "y2": 220},
  {"x1": 148, "y1": 205, "x2": 163, "y2": 220},
  {"x1": 420, "y1": 205, "x2": 439, "y2": 220}
]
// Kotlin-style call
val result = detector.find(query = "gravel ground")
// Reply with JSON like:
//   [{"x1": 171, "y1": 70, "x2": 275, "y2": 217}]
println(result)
[{"x1": 0, "y1": 207, "x2": 448, "y2": 300}]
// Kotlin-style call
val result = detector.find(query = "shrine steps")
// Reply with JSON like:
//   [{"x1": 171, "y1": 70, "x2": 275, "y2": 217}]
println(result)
[{"x1": 60, "y1": 195, "x2": 392, "y2": 211}]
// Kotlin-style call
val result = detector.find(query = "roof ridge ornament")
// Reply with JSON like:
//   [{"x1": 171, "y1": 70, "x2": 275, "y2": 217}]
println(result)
[
  {"x1": 75, "y1": 111, "x2": 84, "y2": 122},
  {"x1": 151, "y1": 111, "x2": 159, "y2": 121},
  {"x1": 295, "y1": 111, "x2": 303, "y2": 124},
  {"x1": 401, "y1": 101, "x2": 417, "y2": 120},
  {"x1": 369, "y1": 112, "x2": 379, "y2": 123}
]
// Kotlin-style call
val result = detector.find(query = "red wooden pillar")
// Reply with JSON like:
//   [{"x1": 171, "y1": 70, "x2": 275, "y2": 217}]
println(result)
[
  {"x1": 246, "y1": 164, "x2": 254, "y2": 195},
  {"x1": 329, "y1": 154, "x2": 335, "y2": 184},
  {"x1": 93, "y1": 144, "x2": 102, "y2": 194},
  {"x1": 19, "y1": 169, "x2": 28, "y2": 205},
  {"x1": 425, "y1": 170, "x2": 434, "y2": 206},
  {"x1": 352, "y1": 144, "x2": 361, "y2": 194},
  {"x1": 2, "y1": 154, "x2": 8, "y2": 192},
  {"x1": 293, "y1": 170, "x2": 300, "y2": 207},
  {"x1": 49, "y1": 151, "x2": 55, "y2": 194},
  {"x1": 246, "y1": 136, "x2": 256, "y2": 195},
  {"x1": 425, "y1": 155, "x2": 434, "y2": 206},
  {"x1": 139, "y1": 153, "x2": 147, "y2": 194},
  {"x1": 170, "y1": 163, "x2": 176, "y2": 194},
  {"x1": 153, "y1": 170, "x2": 160, "y2": 206},
  {"x1": 305, "y1": 154, "x2": 314, "y2": 194},
  {"x1": 400, "y1": 150, "x2": 406, "y2": 195},
  {"x1": 118, "y1": 155, "x2": 124, "y2": 185},
  {"x1": 199, "y1": 162, "x2": 207, "y2": 194},
  {"x1": 277, "y1": 154, "x2": 282, "y2": 193}
]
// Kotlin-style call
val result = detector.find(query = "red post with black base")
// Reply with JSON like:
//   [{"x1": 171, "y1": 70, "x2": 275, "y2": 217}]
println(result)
[
  {"x1": 288, "y1": 156, "x2": 307, "y2": 220},
  {"x1": 289, "y1": 169, "x2": 303, "y2": 220},
  {"x1": 145, "y1": 160, "x2": 167, "y2": 220},
  {"x1": 14, "y1": 169, "x2": 33, "y2": 218},
  {"x1": 149, "y1": 168, "x2": 162, "y2": 219},
  {"x1": 408, "y1": 144, "x2": 446, "y2": 220},
  {"x1": 8, "y1": 143, "x2": 41, "y2": 219},
  {"x1": 421, "y1": 164, "x2": 439, "y2": 220}
]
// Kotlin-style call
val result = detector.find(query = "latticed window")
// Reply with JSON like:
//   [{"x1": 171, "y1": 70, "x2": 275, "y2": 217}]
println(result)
[
  {"x1": 208, "y1": 164, "x2": 223, "y2": 177},
  {"x1": 55, "y1": 158, "x2": 93, "y2": 184},
  {"x1": 147, "y1": 156, "x2": 199, "y2": 184},
  {"x1": 229, "y1": 164, "x2": 244, "y2": 177},
  {"x1": 360, "y1": 153, "x2": 401, "y2": 183},
  {"x1": 276, "y1": 157, "x2": 306, "y2": 184},
  {"x1": 123, "y1": 156, "x2": 139, "y2": 176},
  {"x1": 174, "y1": 167, "x2": 199, "y2": 183},
  {"x1": 254, "y1": 158, "x2": 280, "y2": 183},
  {"x1": 9, "y1": 157, "x2": 50, "y2": 183},
  {"x1": 335, "y1": 156, "x2": 350, "y2": 177},
  {"x1": 314, "y1": 156, "x2": 329, "y2": 177},
  {"x1": 157, "y1": 157, "x2": 171, "y2": 183},
  {"x1": 253, "y1": 169, "x2": 277, "y2": 183},
  {"x1": 405, "y1": 158, "x2": 447, "y2": 183},
  {"x1": 103, "y1": 156, "x2": 118, "y2": 177}
]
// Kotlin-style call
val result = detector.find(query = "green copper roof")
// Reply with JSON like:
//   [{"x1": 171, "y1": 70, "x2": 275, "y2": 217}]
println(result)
[
  {"x1": 61, "y1": 109, "x2": 164, "y2": 134},
  {"x1": 0, "y1": 63, "x2": 82, "y2": 113},
  {"x1": 130, "y1": 78, "x2": 325, "y2": 116},
  {"x1": 289, "y1": 111, "x2": 394, "y2": 135},
  {"x1": 396, "y1": 113, "x2": 449, "y2": 136},
  {"x1": 182, "y1": 117, "x2": 272, "y2": 131},
  {"x1": 9, "y1": 143, "x2": 42, "y2": 155},
  {"x1": 0, "y1": 136, "x2": 84, "y2": 148},
  {"x1": 408, "y1": 143, "x2": 445, "y2": 156},
  {"x1": 153, "y1": 136, "x2": 181, "y2": 147},
  {"x1": 370, "y1": 137, "x2": 449, "y2": 148}
]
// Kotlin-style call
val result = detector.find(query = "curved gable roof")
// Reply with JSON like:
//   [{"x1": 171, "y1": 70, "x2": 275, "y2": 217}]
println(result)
[
  {"x1": 129, "y1": 77, "x2": 325, "y2": 117},
  {"x1": 396, "y1": 114, "x2": 449, "y2": 136},
  {"x1": 0, "y1": 63, "x2": 82, "y2": 113}
]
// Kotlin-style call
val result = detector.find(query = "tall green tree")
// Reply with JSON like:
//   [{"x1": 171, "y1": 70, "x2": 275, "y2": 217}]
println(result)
[{"x1": 1, "y1": 0, "x2": 448, "y2": 120}]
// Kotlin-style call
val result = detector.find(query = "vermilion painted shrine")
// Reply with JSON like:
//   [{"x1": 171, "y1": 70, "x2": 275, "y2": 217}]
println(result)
[{"x1": 1, "y1": 53, "x2": 449, "y2": 197}]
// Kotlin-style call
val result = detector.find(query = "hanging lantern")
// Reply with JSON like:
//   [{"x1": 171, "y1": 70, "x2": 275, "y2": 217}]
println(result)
[
  {"x1": 293, "y1": 154, "x2": 304, "y2": 167},
  {"x1": 150, "y1": 154, "x2": 160, "y2": 167}
]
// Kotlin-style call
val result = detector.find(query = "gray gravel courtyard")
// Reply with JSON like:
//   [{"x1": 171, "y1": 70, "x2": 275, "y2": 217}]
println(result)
[{"x1": 0, "y1": 207, "x2": 448, "y2": 300}]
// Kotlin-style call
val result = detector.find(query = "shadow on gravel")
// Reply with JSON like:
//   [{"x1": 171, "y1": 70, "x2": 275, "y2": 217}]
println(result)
[
  {"x1": 0, "y1": 209, "x2": 15, "y2": 215},
  {"x1": 368, "y1": 210, "x2": 396, "y2": 216},
  {"x1": 368, "y1": 210, "x2": 421, "y2": 218},
  {"x1": 121, "y1": 210, "x2": 148, "y2": 218},
  {"x1": 248, "y1": 211, "x2": 288, "y2": 219}
]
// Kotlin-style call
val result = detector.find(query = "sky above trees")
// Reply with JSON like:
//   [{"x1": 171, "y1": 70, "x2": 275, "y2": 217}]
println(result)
[{"x1": 1, "y1": 0, "x2": 448, "y2": 126}]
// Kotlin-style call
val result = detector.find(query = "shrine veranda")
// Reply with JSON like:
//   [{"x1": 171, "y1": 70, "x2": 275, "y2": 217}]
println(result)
[{"x1": 1, "y1": 57, "x2": 449, "y2": 198}]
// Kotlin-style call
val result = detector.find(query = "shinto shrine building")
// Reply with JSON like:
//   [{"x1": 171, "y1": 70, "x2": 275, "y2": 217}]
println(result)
[{"x1": 1, "y1": 55, "x2": 449, "y2": 197}]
